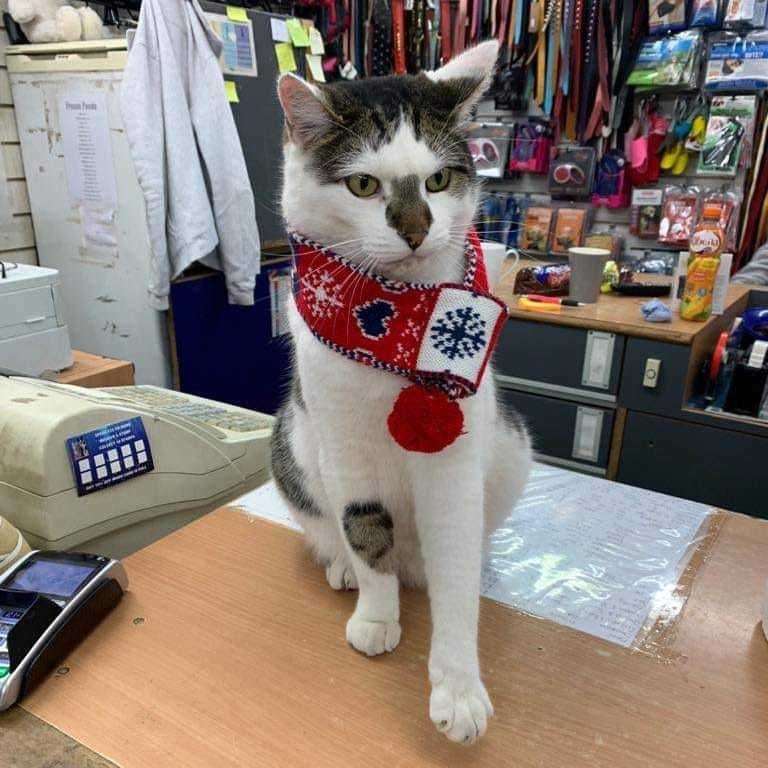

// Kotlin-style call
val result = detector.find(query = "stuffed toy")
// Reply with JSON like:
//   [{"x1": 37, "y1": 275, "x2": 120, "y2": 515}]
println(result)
[{"x1": 8, "y1": 0, "x2": 104, "y2": 44}]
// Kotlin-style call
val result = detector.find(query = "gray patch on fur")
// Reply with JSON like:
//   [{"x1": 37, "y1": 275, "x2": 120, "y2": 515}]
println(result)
[
  {"x1": 302, "y1": 74, "x2": 480, "y2": 186},
  {"x1": 496, "y1": 389, "x2": 527, "y2": 437},
  {"x1": 343, "y1": 502, "x2": 394, "y2": 570},
  {"x1": 292, "y1": 372, "x2": 306, "y2": 411},
  {"x1": 270, "y1": 407, "x2": 322, "y2": 517},
  {"x1": 386, "y1": 174, "x2": 432, "y2": 243}
]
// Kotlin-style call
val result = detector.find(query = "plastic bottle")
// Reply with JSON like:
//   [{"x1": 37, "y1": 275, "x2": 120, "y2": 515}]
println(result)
[{"x1": 681, "y1": 203, "x2": 725, "y2": 321}]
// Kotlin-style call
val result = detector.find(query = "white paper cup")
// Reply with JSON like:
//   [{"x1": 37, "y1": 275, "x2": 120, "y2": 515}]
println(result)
[{"x1": 568, "y1": 247, "x2": 611, "y2": 304}]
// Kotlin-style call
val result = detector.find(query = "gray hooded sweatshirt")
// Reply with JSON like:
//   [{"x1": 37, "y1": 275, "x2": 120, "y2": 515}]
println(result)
[{"x1": 120, "y1": 0, "x2": 260, "y2": 310}]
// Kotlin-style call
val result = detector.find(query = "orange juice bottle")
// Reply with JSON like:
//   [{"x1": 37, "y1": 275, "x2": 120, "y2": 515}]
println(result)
[{"x1": 682, "y1": 204, "x2": 724, "y2": 322}]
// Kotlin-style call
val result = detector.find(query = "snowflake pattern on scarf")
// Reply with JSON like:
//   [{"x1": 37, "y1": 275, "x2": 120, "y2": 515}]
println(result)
[
  {"x1": 300, "y1": 269, "x2": 345, "y2": 320},
  {"x1": 429, "y1": 307, "x2": 488, "y2": 361}
]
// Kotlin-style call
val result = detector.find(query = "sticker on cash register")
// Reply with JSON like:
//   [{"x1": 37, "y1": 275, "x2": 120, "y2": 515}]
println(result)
[{"x1": 66, "y1": 417, "x2": 154, "y2": 496}]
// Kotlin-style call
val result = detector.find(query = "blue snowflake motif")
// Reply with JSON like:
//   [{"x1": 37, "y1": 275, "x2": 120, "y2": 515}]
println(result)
[{"x1": 430, "y1": 306, "x2": 487, "y2": 360}]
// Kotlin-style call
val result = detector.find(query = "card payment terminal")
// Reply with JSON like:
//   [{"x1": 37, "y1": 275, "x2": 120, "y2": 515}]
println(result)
[{"x1": 0, "y1": 550, "x2": 127, "y2": 711}]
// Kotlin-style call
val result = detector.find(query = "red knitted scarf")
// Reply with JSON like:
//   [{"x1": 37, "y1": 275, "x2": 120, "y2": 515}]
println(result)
[{"x1": 289, "y1": 230, "x2": 508, "y2": 453}]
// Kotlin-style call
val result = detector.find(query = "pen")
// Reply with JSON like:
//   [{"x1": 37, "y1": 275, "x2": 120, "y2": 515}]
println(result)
[{"x1": 520, "y1": 295, "x2": 587, "y2": 307}]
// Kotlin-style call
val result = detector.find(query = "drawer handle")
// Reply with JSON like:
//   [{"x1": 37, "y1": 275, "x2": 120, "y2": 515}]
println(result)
[{"x1": 25, "y1": 316, "x2": 47, "y2": 325}]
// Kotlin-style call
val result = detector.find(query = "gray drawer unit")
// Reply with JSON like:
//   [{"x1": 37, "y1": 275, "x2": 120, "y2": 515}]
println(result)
[
  {"x1": 499, "y1": 388, "x2": 615, "y2": 473},
  {"x1": 618, "y1": 338, "x2": 692, "y2": 418},
  {"x1": 617, "y1": 411, "x2": 768, "y2": 518},
  {"x1": 495, "y1": 320, "x2": 625, "y2": 405}
]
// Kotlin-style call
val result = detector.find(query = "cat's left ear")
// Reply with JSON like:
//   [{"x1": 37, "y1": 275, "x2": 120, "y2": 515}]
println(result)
[{"x1": 427, "y1": 41, "x2": 500, "y2": 121}]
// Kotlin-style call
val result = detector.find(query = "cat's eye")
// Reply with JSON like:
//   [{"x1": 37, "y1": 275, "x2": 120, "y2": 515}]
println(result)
[
  {"x1": 425, "y1": 169, "x2": 452, "y2": 193},
  {"x1": 345, "y1": 174, "x2": 380, "y2": 198}
]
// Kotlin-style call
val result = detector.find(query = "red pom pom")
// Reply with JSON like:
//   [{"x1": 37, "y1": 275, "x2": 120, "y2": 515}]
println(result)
[{"x1": 387, "y1": 385, "x2": 464, "y2": 453}]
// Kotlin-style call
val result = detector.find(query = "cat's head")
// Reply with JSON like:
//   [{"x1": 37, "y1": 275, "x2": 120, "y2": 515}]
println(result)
[{"x1": 278, "y1": 42, "x2": 499, "y2": 283}]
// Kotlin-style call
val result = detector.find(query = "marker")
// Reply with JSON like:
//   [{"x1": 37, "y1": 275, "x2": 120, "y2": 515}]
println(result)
[{"x1": 520, "y1": 295, "x2": 587, "y2": 307}]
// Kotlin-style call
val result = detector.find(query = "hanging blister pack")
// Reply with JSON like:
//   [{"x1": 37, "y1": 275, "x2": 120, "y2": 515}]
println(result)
[
  {"x1": 648, "y1": 0, "x2": 687, "y2": 34},
  {"x1": 706, "y1": 32, "x2": 768, "y2": 92},
  {"x1": 691, "y1": 0, "x2": 724, "y2": 27},
  {"x1": 659, "y1": 186, "x2": 701, "y2": 247},
  {"x1": 698, "y1": 96, "x2": 757, "y2": 176},
  {"x1": 724, "y1": 0, "x2": 768, "y2": 27},
  {"x1": 628, "y1": 30, "x2": 703, "y2": 89},
  {"x1": 467, "y1": 124, "x2": 511, "y2": 179}
]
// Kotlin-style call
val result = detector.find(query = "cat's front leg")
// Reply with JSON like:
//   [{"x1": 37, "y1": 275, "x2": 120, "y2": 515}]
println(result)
[
  {"x1": 411, "y1": 453, "x2": 492, "y2": 745},
  {"x1": 319, "y1": 448, "x2": 401, "y2": 657}
]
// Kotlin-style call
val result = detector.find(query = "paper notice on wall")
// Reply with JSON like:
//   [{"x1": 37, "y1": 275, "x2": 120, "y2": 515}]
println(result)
[
  {"x1": 269, "y1": 268, "x2": 292, "y2": 338},
  {"x1": 59, "y1": 91, "x2": 117, "y2": 209},
  {"x1": 270, "y1": 17, "x2": 290, "y2": 42},
  {"x1": 80, "y1": 205, "x2": 118, "y2": 249},
  {"x1": 206, "y1": 13, "x2": 258, "y2": 77}
]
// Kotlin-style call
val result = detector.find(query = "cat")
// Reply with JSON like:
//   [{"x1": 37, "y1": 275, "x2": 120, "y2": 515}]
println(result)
[{"x1": 272, "y1": 41, "x2": 532, "y2": 745}]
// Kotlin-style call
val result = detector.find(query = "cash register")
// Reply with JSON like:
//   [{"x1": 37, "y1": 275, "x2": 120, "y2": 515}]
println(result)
[{"x1": 0, "y1": 378, "x2": 274, "y2": 557}]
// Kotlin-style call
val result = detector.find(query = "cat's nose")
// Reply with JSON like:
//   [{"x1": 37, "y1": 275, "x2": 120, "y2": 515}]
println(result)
[{"x1": 399, "y1": 229, "x2": 428, "y2": 251}]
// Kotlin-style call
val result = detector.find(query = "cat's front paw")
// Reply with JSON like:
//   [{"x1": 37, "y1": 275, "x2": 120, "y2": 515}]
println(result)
[
  {"x1": 325, "y1": 554, "x2": 358, "y2": 591},
  {"x1": 429, "y1": 673, "x2": 494, "y2": 745},
  {"x1": 346, "y1": 614, "x2": 401, "y2": 657}
]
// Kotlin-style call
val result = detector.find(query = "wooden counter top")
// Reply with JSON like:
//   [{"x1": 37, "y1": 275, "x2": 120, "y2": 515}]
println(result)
[
  {"x1": 18, "y1": 505, "x2": 768, "y2": 768},
  {"x1": 496, "y1": 261, "x2": 753, "y2": 344}
]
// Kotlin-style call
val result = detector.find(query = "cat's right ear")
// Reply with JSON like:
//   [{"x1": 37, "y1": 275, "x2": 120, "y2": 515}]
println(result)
[{"x1": 277, "y1": 74, "x2": 333, "y2": 148}]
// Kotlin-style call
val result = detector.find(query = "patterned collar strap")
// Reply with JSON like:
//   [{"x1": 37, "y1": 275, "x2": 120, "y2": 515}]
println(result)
[{"x1": 288, "y1": 230, "x2": 508, "y2": 402}]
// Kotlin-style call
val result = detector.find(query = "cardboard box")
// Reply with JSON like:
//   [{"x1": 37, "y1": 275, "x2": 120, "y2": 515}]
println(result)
[{"x1": 53, "y1": 350, "x2": 135, "y2": 389}]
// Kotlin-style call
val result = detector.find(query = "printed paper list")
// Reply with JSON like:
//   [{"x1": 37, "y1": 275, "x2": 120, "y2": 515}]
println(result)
[{"x1": 59, "y1": 91, "x2": 117, "y2": 208}]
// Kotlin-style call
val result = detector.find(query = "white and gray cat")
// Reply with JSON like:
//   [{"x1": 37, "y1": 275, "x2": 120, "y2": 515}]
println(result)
[{"x1": 272, "y1": 41, "x2": 532, "y2": 744}]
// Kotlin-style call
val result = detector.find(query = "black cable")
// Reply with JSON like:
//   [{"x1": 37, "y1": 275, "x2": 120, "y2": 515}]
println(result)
[{"x1": 0, "y1": 262, "x2": 18, "y2": 279}]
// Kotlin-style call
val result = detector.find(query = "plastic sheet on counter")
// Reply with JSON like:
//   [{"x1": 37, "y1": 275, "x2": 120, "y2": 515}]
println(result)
[
  {"x1": 235, "y1": 463, "x2": 721, "y2": 654},
  {"x1": 482, "y1": 464, "x2": 720, "y2": 652}
]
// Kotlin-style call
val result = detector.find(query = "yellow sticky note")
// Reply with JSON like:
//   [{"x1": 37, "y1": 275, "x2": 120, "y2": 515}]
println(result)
[
  {"x1": 224, "y1": 80, "x2": 239, "y2": 103},
  {"x1": 306, "y1": 53, "x2": 326, "y2": 83},
  {"x1": 275, "y1": 42, "x2": 297, "y2": 74},
  {"x1": 226, "y1": 5, "x2": 248, "y2": 22},
  {"x1": 286, "y1": 17, "x2": 310, "y2": 47},
  {"x1": 309, "y1": 27, "x2": 325, "y2": 55}
]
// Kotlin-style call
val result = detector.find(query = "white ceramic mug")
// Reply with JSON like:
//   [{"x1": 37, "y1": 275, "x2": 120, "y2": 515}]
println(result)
[{"x1": 480, "y1": 241, "x2": 521, "y2": 291}]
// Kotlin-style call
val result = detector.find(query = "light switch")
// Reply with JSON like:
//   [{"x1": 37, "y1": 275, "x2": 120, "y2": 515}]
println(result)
[{"x1": 643, "y1": 358, "x2": 662, "y2": 389}]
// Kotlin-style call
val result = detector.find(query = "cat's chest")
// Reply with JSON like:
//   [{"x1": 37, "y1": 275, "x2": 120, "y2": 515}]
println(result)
[{"x1": 291, "y1": 303, "x2": 401, "y2": 413}]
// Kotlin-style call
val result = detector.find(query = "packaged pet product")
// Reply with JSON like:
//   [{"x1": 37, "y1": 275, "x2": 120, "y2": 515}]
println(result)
[
  {"x1": 592, "y1": 150, "x2": 630, "y2": 209},
  {"x1": 519, "y1": 206, "x2": 554, "y2": 252},
  {"x1": 550, "y1": 208, "x2": 588, "y2": 256},
  {"x1": 628, "y1": 30, "x2": 703, "y2": 89},
  {"x1": 508, "y1": 119, "x2": 552, "y2": 175},
  {"x1": 659, "y1": 187, "x2": 700, "y2": 247},
  {"x1": 467, "y1": 123, "x2": 510, "y2": 178},
  {"x1": 630, "y1": 188, "x2": 664, "y2": 239},
  {"x1": 585, "y1": 232, "x2": 623, "y2": 261},
  {"x1": 513, "y1": 263, "x2": 571, "y2": 296},
  {"x1": 549, "y1": 146, "x2": 596, "y2": 200},
  {"x1": 477, "y1": 194, "x2": 504, "y2": 241},
  {"x1": 680, "y1": 253, "x2": 721, "y2": 321},
  {"x1": 725, "y1": 0, "x2": 768, "y2": 27},
  {"x1": 706, "y1": 32, "x2": 768, "y2": 92},
  {"x1": 701, "y1": 189, "x2": 741, "y2": 251},
  {"x1": 698, "y1": 96, "x2": 757, "y2": 177},
  {"x1": 627, "y1": 104, "x2": 668, "y2": 186},
  {"x1": 691, "y1": 0, "x2": 724, "y2": 26},
  {"x1": 649, "y1": 0, "x2": 687, "y2": 33}
]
